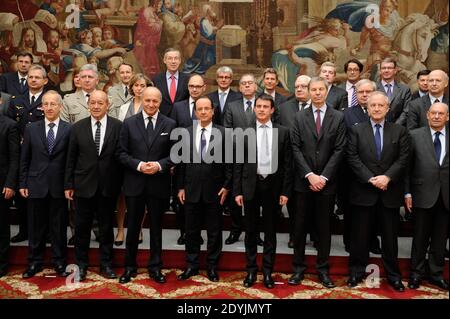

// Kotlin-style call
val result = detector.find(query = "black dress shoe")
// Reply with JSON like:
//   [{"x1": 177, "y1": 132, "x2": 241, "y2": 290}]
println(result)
[
  {"x1": 149, "y1": 270, "x2": 166, "y2": 283},
  {"x1": 243, "y1": 272, "x2": 257, "y2": 288},
  {"x1": 67, "y1": 236, "x2": 75, "y2": 246},
  {"x1": 55, "y1": 264, "x2": 69, "y2": 277},
  {"x1": 347, "y1": 276, "x2": 363, "y2": 288},
  {"x1": 177, "y1": 268, "x2": 199, "y2": 281},
  {"x1": 428, "y1": 278, "x2": 449, "y2": 291},
  {"x1": 22, "y1": 264, "x2": 43, "y2": 278},
  {"x1": 225, "y1": 233, "x2": 240, "y2": 245},
  {"x1": 370, "y1": 246, "x2": 382, "y2": 255},
  {"x1": 119, "y1": 269, "x2": 137, "y2": 284},
  {"x1": 408, "y1": 278, "x2": 421, "y2": 289},
  {"x1": 318, "y1": 273, "x2": 336, "y2": 289},
  {"x1": 388, "y1": 280, "x2": 405, "y2": 292},
  {"x1": 206, "y1": 269, "x2": 219, "y2": 282},
  {"x1": 263, "y1": 273, "x2": 275, "y2": 289},
  {"x1": 177, "y1": 233, "x2": 186, "y2": 245},
  {"x1": 288, "y1": 272, "x2": 304, "y2": 285},
  {"x1": 11, "y1": 233, "x2": 28, "y2": 243},
  {"x1": 78, "y1": 268, "x2": 87, "y2": 281},
  {"x1": 257, "y1": 236, "x2": 264, "y2": 247},
  {"x1": 100, "y1": 266, "x2": 117, "y2": 279}
]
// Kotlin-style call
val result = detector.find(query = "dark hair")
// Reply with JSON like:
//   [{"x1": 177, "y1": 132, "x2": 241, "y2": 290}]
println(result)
[
  {"x1": 119, "y1": 63, "x2": 134, "y2": 72},
  {"x1": 416, "y1": 69, "x2": 431, "y2": 79},
  {"x1": 380, "y1": 56, "x2": 397, "y2": 68},
  {"x1": 344, "y1": 58, "x2": 363, "y2": 73},
  {"x1": 194, "y1": 96, "x2": 213, "y2": 110},
  {"x1": 263, "y1": 68, "x2": 278, "y2": 80},
  {"x1": 129, "y1": 73, "x2": 153, "y2": 96},
  {"x1": 256, "y1": 93, "x2": 275, "y2": 109},
  {"x1": 15, "y1": 51, "x2": 33, "y2": 61}
]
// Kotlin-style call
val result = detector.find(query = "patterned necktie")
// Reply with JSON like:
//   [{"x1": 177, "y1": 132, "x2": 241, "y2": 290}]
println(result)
[
  {"x1": 47, "y1": 123, "x2": 56, "y2": 153},
  {"x1": 385, "y1": 84, "x2": 392, "y2": 100},
  {"x1": 245, "y1": 100, "x2": 253, "y2": 121},
  {"x1": 169, "y1": 75, "x2": 176, "y2": 103},
  {"x1": 375, "y1": 124, "x2": 382, "y2": 160},
  {"x1": 200, "y1": 128, "x2": 207, "y2": 161},
  {"x1": 219, "y1": 92, "x2": 226, "y2": 111},
  {"x1": 350, "y1": 85, "x2": 358, "y2": 107},
  {"x1": 434, "y1": 131, "x2": 441, "y2": 164},
  {"x1": 94, "y1": 121, "x2": 101, "y2": 155},
  {"x1": 315, "y1": 109, "x2": 321, "y2": 135}
]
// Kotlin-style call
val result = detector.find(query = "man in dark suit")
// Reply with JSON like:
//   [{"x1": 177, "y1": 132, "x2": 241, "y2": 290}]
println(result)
[
  {"x1": 259, "y1": 68, "x2": 286, "y2": 122},
  {"x1": 346, "y1": 91, "x2": 409, "y2": 292},
  {"x1": 152, "y1": 48, "x2": 189, "y2": 117},
  {"x1": 0, "y1": 52, "x2": 32, "y2": 97},
  {"x1": 411, "y1": 69, "x2": 431, "y2": 101},
  {"x1": 0, "y1": 112, "x2": 20, "y2": 278},
  {"x1": 176, "y1": 96, "x2": 232, "y2": 282},
  {"x1": 234, "y1": 94, "x2": 292, "y2": 289},
  {"x1": 319, "y1": 62, "x2": 348, "y2": 111},
  {"x1": 289, "y1": 77, "x2": 346, "y2": 288},
  {"x1": 64, "y1": 90, "x2": 123, "y2": 281},
  {"x1": 406, "y1": 102, "x2": 449, "y2": 291},
  {"x1": 0, "y1": 92, "x2": 11, "y2": 115},
  {"x1": 19, "y1": 91, "x2": 70, "y2": 278},
  {"x1": 208, "y1": 66, "x2": 241, "y2": 126},
  {"x1": 118, "y1": 87, "x2": 176, "y2": 284},
  {"x1": 376, "y1": 57, "x2": 411, "y2": 125},
  {"x1": 338, "y1": 59, "x2": 364, "y2": 109},
  {"x1": 407, "y1": 69, "x2": 448, "y2": 131}
]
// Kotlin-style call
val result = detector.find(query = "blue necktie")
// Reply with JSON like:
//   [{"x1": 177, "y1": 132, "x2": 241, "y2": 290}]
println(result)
[
  {"x1": 47, "y1": 123, "x2": 56, "y2": 153},
  {"x1": 200, "y1": 128, "x2": 206, "y2": 161},
  {"x1": 434, "y1": 131, "x2": 441, "y2": 164},
  {"x1": 385, "y1": 84, "x2": 392, "y2": 100},
  {"x1": 219, "y1": 92, "x2": 226, "y2": 111},
  {"x1": 375, "y1": 124, "x2": 382, "y2": 160}
]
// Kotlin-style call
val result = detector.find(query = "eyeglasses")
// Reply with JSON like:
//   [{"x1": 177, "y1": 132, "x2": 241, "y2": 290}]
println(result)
[
  {"x1": 218, "y1": 76, "x2": 231, "y2": 80},
  {"x1": 240, "y1": 81, "x2": 254, "y2": 86},
  {"x1": 188, "y1": 85, "x2": 205, "y2": 89},
  {"x1": 380, "y1": 66, "x2": 395, "y2": 70}
]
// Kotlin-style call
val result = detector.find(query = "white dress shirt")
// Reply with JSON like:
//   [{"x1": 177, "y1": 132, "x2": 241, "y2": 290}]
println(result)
[
  {"x1": 29, "y1": 90, "x2": 43, "y2": 104},
  {"x1": 137, "y1": 110, "x2": 161, "y2": 172},
  {"x1": 195, "y1": 121, "x2": 212, "y2": 155},
  {"x1": 256, "y1": 120, "x2": 273, "y2": 176}
]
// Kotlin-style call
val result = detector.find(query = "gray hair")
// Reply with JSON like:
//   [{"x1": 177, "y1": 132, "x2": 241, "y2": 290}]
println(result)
[
  {"x1": 296, "y1": 75, "x2": 311, "y2": 83},
  {"x1": 355, "y1": 79, "x2": 377, "y2": 91},
  {"x1": 42, "y1": 90, "x2": 62, "y2": 104},
  {"x1": 368, "y1": 91, "x2": 389, "y2": 105},
  {"x1": 28, "y1": 64, "x2": 47, "y2": 78},
  {"x1": 429, "y1": 102, "x2": 449, "y2": 113},
  {"x1": 216, "y1": 66, "x2": 233, "y2": 77},
  {"x1": 308, "y1": 76, "x2": 329, "y2": 91},
  {"x1": 239, "y1": 73, "x2": 256, "y2": 84},
  {"x1": 80, "y1": 64, "x2": 99, "y2": 78},
  {"x1": 320, "y1": 61, "x2": 336, "y2": 73}
]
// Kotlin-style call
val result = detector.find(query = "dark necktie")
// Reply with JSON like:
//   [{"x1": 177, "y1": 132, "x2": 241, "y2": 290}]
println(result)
[
  {"x1": 375, "y1": 124, "x2": 382, "y2": 160},
  {"x1": 434, "y1": 98, "x2": 440, "y2": 104},
  {"x1": 20, "y1": 78, "x2": 26, "y2": 90},
  {"x1": 245, "y1": 100, "x2": 253, "y2": 121},
  {"x1": 434, "y1": 131, "x2": 441, "y2": 164},
  {"x1": 94, "y1": 121, "x2": 101, "y2": 155},
  {"x1": 147, "y1": 116, "x2": 154, "y2": 140},
  {"x1": 86, "y1": 93, "x2": 90, "y2": 104},
  {"x1": 47, "y1": 122, "x2": 56, "y2": 153},
  {"x1": 300, "y1": 102, "x2": 307, "y2": 111},
  {"x1": 124, "y1": 86, "x2": 129, "y2": 98},
  {"x1": 200, "y1": 128, "x2": 206, "y2": 161},
  {"x1": 31, "y1": 95, "x2": 35, "y2": 105},
  {"x1": 191, "y1": 102, "x2": 196, "y2": 120},
  {"x1": 315, "y1": 109, "x2": 321, "y2": 135},
  {"x1": 385, "y1": 84, "x2": 392, "y2": 100}
]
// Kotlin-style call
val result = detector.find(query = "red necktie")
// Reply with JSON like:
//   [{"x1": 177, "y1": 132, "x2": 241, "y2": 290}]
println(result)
[
  {"x1": 315, "y1": 109, "x2": 321, "y2": 135},
  {"x1": 169, "y1": 75, "x2": 176, "y2": 103}
]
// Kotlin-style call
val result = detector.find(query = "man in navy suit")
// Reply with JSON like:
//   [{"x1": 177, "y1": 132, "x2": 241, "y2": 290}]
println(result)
[
  {"x1": 118, "y1": 87, "x2": 176, "y2": 284},
  {"x1": 19, "y1": 91, "x2": 71, "y2": 278},
  {"x1": 207, "y1": 66, "x2": 241, "y2": 126},
  {"x1": 152, "y1": 48, "x2": 189, "y2": 117},
  {"x1": 0, "y1": 51, "x2": 32, "y2": 97}
]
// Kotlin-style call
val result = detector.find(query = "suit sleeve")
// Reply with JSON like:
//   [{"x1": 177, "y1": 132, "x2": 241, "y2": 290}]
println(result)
[
  {"x1": 404, "y1": 131, "x2": 415, "y2": 195},
  {"x1": 291, "y1": 115, "x2": 313, "y2": 178},
  {"x1": 406, "y1": 100, "x2": 420, "y2": 131},
  {"x1": 346, "y1": 126, "x2": 375, "y2": 183},
  {"x1": 321, "y1": 116, "x2": 347, "y2": 181},
  {"x1": 64, "y1": 128, "x2": 78, "y2": 190},
  {"x1": 338, "y1": 92, "x2": 348, "y2": 111},
  {"x1": 223, "y1": 104, "x2": 233, "y2": 128},
  {"x1": 4, "y1": 121, "x2": 20, "y2": 190},
  {"x1": 118, "y1": 120, "x2": 142, "y2": 170},
  {"x1": 60, "y1": 97, "x2": 70, "y2": 123},
  {"x1": 19, "y1": 124, "x2": 32, "y2": 189},
  {"x1": 384, "y1": 126, "x2": 410, "y2": 183}
]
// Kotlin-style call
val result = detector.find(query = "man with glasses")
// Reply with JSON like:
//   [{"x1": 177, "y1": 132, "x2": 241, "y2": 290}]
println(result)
[{"x1": 338, "y1": 59, "x2": 364, "y2": 109}]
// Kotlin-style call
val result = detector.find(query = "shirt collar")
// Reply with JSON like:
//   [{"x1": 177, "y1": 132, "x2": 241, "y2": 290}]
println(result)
[
  {"x1": 166, "y1": 71, "x2": 179, "y2": 80},
  {"x1": 18, "y1": 72, "x2": 27, "y2": 80},
  {"x1": 346, "y1": 81, "x2": 356, "y2": 90},
  {"x1": 91, "y1": 115, "x2": 107, "y2": 127},
  {"x1": 381, "y1": 80, "x2": 395, "y2": 87},
  {"x1": 256, "y1": 120, "x2": 272, "y2": 128},
  {"x1": 142, "y1": 110, "x2": 158, "y2": 122},
  {"x1": 429, "y1": 94, "x2": 444, "y2": 103},
  {"x1": 312, "y1": 104, "x2": 327, "y2": 113},
  {"x1": 196, "y1": 121, "x2": 213, "y2": 132},
  {"x1": 45, "y1": 117, "x2": 60, "y2": 128},
  {"x1": 431, "y1": 126, "x2": 446, "y2": 137},
  {"x1": 218, "y1": 88, "x2": 230, "y2": 95},
  {"x1": 189, "y1": 97, "x2": 195, "y2": 107},
  {"x1": 244, "y1": 97, "x2": 255, "y2": 105},
  {"x1": 370, "y1": 118, "x2": 385, "y2": 128},
  {"x1": 29, "y1": 90, "x2": 43, "y2": 100},
  {"x1": 264, "y1": 90, "x2": 276, "y2": 99}
]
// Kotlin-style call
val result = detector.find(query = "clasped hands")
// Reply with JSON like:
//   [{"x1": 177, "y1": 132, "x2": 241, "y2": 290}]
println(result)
[
  {"x1": 369, "y1": 175, "x2": 390, "y2": 191},
  {"x1": 307, "y1": 174, "x2": 326, "y2": 192},
  {"x1": 140, "y1": 161, "x2": 160, "y2": 175}
]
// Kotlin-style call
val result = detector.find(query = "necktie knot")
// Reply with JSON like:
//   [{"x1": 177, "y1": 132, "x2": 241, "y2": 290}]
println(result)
[
  {"x1": 375, "y1": 123, "x2": 381, "y2": 129},
  {"x1": 435, "y1": 99, "x2": 440, "y2": 104},
  {"x1": 246, "y1": 100, "x2": 252, "y2": 109},
  {"x1": 96, "y1": 121, "x2": 101, "y2": 127},
  {"x1": 48, "y1": 122, "x2": 55, "y2": 128},
  {"x1": 31, "y1": 95, "x2": 35, "y2": 104}
]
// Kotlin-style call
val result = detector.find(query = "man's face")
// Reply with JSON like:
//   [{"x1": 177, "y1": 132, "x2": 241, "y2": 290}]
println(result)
[
  {"x1": 417, "y1": 74, "x2": 429, "y2": 92},
  {"x1": 294, "y1": 77, "x2": 310, "y2": 102},
  {"x1": 367, "y1": 94, "x2": 389, "y2": 122},
  {"x1": 380, "y1": 62, "x2": 397, "y2": 81},
  {"x1": 216, "y1": 72, "x2": 232, "y2": 91},
  {"x1": 163, "y1": 51, "x2": 181, "y2": 73},
  {"x1": 427, "y1": 104, "x2": 449, "y2": 130},
  {"x1": 27, "y1": 69, "x2": 48, "y2": 91},
  {"x1": 42, "y1": 94, "x2": 62, "y2": 122},
  {"x1": 356, "y1": 83, "x2": 374, "y2": 107},
  {"x1": 188, "y1": 76, "x2": 206, "y2": 100},
  {"x1": 254, "y1": 99, "x2": 274, "y2": 123},
  {"x1": 319, "y1": 66, "x2": 336, "y2": 85},
  {"x1": 309, "y1": 81, "x2": 327, "y2": 107},
  {"x1": 88, "y1": 91, "x2": 109, "y2": 120},
  {"x1": 23, "y1": 29, "x2": 35, "y2": 49},
  {"x1": 142, "y1": 88, "x2": 161, "y2": 116},
  {"x1": 119, "y1": 65, "x2": 133, "y2": 85},
  {"x1": 80, "y1": 70, "x2": 99, "y2": 92},
  {"x1": 194, "y1": 98, "x2": 214, "y2": 124},
  {"x1": 17, "y1": 56, "x2": 32, "y2": 75},
  {"x1": 239, "y1": 75, "x2": 257, "y2": 99},
  {"x1": 346, "y1": 62, "x2": 361, "y2": 84},
  {"x1": 427, "y1": 70, "x2": 448, "y2": 96},
  {"x1": 263, "y1": 72, "x2": 278, "y2": 92}
]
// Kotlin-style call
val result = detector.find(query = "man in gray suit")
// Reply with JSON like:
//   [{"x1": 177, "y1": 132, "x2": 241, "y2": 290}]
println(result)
[
  {"x1": 406, "y1": 102, "x2": 449, "y2": 291},
  {"x1": 376, "y1": 57, "x2": 411, "y2": 125},
  {"x1": 108, "y1": 63, "x2": 134, "y2": 118},
  {"x1": 0, "y1": 92, "x2": 11, "y2": 115}
]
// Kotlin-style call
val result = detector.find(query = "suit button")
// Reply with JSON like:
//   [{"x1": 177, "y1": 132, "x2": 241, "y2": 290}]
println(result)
[
  {"x1": 29, "y1": 112, "x2": 32, "y2": 115},
  {"x1": 316, "y1": 151, "x2": 319, "y2": 154}
]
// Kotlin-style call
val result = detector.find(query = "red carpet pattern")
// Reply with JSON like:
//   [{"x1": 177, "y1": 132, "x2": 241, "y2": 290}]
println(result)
[{"x1": 0, "y1": 267, "x2": 448, "y2": 299}]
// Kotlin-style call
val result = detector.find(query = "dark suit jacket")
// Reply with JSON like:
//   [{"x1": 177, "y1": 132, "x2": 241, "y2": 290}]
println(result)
[
  {"x1": 406, "y1": 126, "x2": 449, "y2": 210},
  {"x1": 119, "y1": 112, "x2": 176, "y2": 198},
  {"x1": 291, "y1": 106, "x2": 347, "y2": 195},
  {"x1": 233, "y1": 123, "x2": 292, "y2": 201},
  {"x1": 278, "y1": 99, "x2": 305, "y2": 128},
  {"x1": 326, "y1": 85, "x2": 348, "y2": 111},
  {"x1": 171, "y1": 99, "x2": 195, "y2": 128},
  {"x1": 0, "y1": 115, "x2": 20, "y2": 190},
  {"x1": 223, "y1": 99, "x2": 256, "y2": 129},
  {"x1": 376, "y1": 81, "x2": 411, "y2": 124},
  {"x1": 0, "y1": 92, "x2": 11, "y2": 115},
  {"x1": 410, "y1": 91, "x2": 422, "y2": 101},
  {"x1": 208, "y1": 89, "x2": 241, "y2": 126},
  {"x1": 64, "y1": 116, "x2": 123, "y2": 198},
  {"x1": 176, "y1": 124, "x2": 232, "y2": 203},
  {"x1": 343, "y1": 104, "x2": 369, "y2": 129},
  {"x1": 20, "y1": 119, "x2": 71, "y2": 198},
  {"x1": 346, "y1": 122, "x2": 410, "y2": 208},
  {"x1": 407, "y1": 94, "x2": 449, "y2": 131},
  {"x1": 7, "y1": 93, "x2": 44, "y2": 136},
  {"x1": 0, "y1": 72, "x2": 28, "y2": 97},
  {"x1": 152, "y1": 72, "x2": 189, "y2": 117}
]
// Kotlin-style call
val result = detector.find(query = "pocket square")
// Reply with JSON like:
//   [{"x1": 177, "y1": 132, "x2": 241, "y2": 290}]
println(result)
[{"x1": 160, "y1": 132, "x2": 169, "y2": 136}]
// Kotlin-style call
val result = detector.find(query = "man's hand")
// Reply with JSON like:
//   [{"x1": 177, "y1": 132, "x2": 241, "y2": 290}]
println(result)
[
  {"x1": 140, "y1": 162, "x2": 160, "y2": 175},
  {"x1": 404, "y1": 197, "x2": 413, "y2": 213},
  {"x1": 235, "y1": 195, "x2": 244, "y2": 207},
  {"x1": 65, "y1": 189, "x2": 74, "y2": 200},
  {"x1": 370, "y1": 175, "x2": 390, "y2": 191},
  {"x1": 218, "y1": 188, "x2": 228, "y2": 205},
  {"x1": 279, "y1": 195, "x2": 288, "y2": 206},
  {"x1": 178, "y1": 189, "x2": 185, "y2": 205},
  {"x1": 307, "y1": 174, "x2": 326, "y2": 192},
  {"x1": 19, "y1": 188, "x2": 28, "y2": 198},
  {"x1": 2, "y1": 187, "x2": 15, "y2": 200}
]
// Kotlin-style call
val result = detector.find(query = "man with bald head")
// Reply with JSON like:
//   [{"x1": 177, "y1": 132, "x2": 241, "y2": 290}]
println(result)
[
  {"x1": 407, "y1": 69, "x2": 449, "y2": 130},
  {"x1": 118, "y1": 87, "x2": 176, "y2": 284},
  {"x1": 406, "y1": 102, "x2": 449, "y2": 291},
  {"x1": 64, "y1": 90, "x2": 123, "y2": 281}
]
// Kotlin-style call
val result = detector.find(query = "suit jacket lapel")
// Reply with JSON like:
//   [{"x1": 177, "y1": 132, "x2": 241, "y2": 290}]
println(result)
[
  {"x1": 148, "y1": 114, "x2": 164, "y2": 150},
  {"x1": 100, "y1": 117, "x2": 113, "y2": 156},
  {"x1": 306, "y1": 107, "x2": 318, "y2": 139},
  {"x1": 52, "y1": 121, "x2": 68, "y2": 151},
  {"x1": 364, "y1": 123, "x2": 377, "y2": 159},
  {"x1": 136, "y1": 114, "x2": 151, "y2": 150},
  {"x1": 175, "y1": 74, "x2": 186, "y2": 102},
  {"x1": 76, "y1": 91, "x2": 88, "y2": 110},
  {"x1": 37, "y1": 120, "x2": 48, "y2": 152},
  {"x1": 380, "y1": 123, "x2": 391, "y2": 161},
  {"x1": 318, "y1": 107, "x2": 332, "y2": 142}
]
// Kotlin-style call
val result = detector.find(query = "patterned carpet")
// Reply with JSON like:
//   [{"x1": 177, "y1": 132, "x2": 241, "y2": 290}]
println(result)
[{"x1": 0, "y1": 267, "x2": 448, "y2": 299}]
